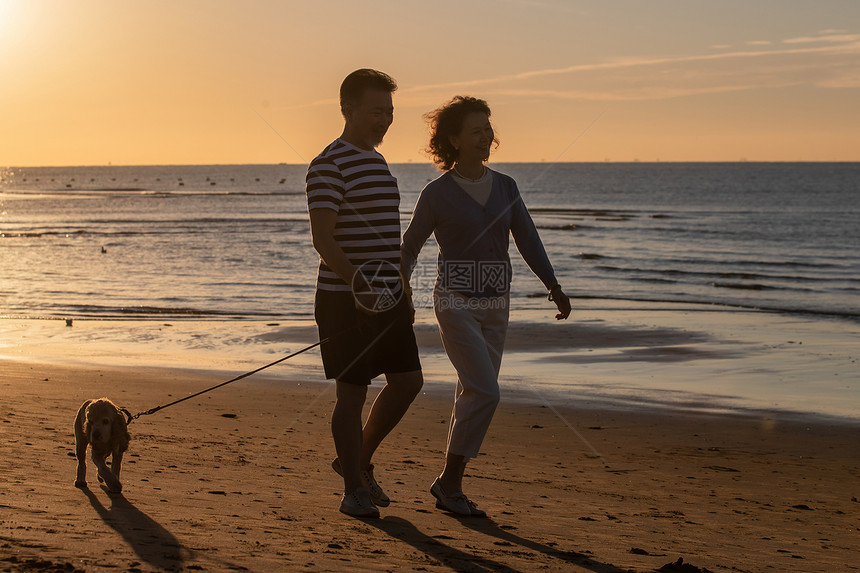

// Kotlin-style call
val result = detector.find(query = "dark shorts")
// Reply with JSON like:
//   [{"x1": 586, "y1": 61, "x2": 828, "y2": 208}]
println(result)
[{"x1": 314, "y1": 290, "x2": 421, "y2": 385}]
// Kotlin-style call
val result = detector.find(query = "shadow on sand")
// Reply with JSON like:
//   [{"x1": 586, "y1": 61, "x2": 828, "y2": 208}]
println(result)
[
  {"x1": 459, "y1": 516, "x2": 630, "y2": 572},
  {"x1": 366, "y1": 515, "x2": 628, "y2": 572},
  {"x1": 81, "y1": 487, "x2": 191, "y2": 570}
]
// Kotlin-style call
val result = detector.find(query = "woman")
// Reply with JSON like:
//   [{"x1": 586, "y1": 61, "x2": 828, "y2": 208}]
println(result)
[{"x1": 401, "y1": 96, "x2": 571, "y2": 517}]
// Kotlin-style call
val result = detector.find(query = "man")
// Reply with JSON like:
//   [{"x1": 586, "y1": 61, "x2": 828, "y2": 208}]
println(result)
[{"x1": 305, "y1": 69, "x2": 423, "y2": 518}]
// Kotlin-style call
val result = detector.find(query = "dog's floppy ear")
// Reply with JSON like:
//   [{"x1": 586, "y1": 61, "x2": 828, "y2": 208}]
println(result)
[
  {"x1": 112, "y1": 404, "x2": 131, "y2": 448},
  {"x1": 109, "y1": 405, "x2": 120, "y2": 432},
  {"x1": 82, "y1": 400, "x2": 94, "y2": 436}
]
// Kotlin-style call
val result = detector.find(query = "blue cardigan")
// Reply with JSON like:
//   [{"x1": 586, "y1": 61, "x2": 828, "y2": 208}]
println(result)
[{"x1": 401, "y1": 169, "x2": 558, "y2": 298}]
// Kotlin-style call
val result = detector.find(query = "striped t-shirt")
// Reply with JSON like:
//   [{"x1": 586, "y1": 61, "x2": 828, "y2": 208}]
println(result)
[{"x1": 306, "y1": 138, "x2": 403, "y2": 294}]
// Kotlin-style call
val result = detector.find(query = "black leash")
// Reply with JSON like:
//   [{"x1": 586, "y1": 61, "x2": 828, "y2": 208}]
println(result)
[{"x1": 128, "y1": 336, "x2": 330, "y2": 422}]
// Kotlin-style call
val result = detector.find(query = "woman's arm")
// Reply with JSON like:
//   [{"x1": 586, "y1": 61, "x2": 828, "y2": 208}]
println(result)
[
  {"x1": 508, "y1": 180, "x2": 571, "y2": 320},
  {"x1": 509, "y1": 184, "x2": 557, "y2": 290},
  {"x1": 401, "y1": 188, "x2": 436, "y2": 285}
]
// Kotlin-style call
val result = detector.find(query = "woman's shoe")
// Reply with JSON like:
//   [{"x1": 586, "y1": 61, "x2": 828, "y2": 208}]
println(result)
[
  {"x1": 466, "y1": 498, "x2": 487, "y2": 518},
  {"x1": 430, "y1": 478, "x2": 472, "y2": 516}
]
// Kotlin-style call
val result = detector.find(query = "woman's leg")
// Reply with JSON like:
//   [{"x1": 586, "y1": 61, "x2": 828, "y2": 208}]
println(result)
[
  {"x1": 482, "y1": 293, "x2": 510, "y2": 378},
  {"x1": 439, "y1": 452, "x2": 467, "y2": 493},
  {"x1": 434, "y1": 294, "x2": 509, "y2": 490}
]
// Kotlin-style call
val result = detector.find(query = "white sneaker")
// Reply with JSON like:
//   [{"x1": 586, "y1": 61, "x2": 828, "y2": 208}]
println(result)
[
  {"x1": 339, "y1": 486, "x2": 379, "y2": 518},
  {"x1": 332, "y1": 458, "x2": 391, "y2": 507},
  {"x1": 359, "y1": 465, "x2": 391, "y2": 507}
]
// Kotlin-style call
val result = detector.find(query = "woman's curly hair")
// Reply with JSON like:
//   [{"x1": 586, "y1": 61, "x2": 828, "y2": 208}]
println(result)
[{"x1": 424, "y1": 96, "x2": 499, "y2": 171}]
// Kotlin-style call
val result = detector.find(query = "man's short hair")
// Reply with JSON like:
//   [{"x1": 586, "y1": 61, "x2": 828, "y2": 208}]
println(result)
[{"x1": 340, "y1": 69, "x2": 397, "y2": 116}]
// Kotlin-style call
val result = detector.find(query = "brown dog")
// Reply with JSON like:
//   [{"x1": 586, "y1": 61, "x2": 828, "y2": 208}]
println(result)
[{"x1": 74, "y1": 398, "x2": 131, "y2": 492}]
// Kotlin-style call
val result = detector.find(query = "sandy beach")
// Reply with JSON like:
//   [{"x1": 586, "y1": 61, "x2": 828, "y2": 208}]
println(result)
[
  {"x1": 3, "y1": 0, "x2": 860, "y2": 568},
  {"x1": 2, "y1": 304, "x2": 859, "y2": 572}
]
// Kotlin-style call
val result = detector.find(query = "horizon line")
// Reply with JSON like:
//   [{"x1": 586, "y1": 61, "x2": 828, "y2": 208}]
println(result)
[{"x1": 5, "y1": 159, "x2": 860, "y2": 170}]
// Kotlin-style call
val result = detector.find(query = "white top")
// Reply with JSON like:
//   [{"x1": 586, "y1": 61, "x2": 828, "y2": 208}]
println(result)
[{"x1": 452, "y1": 168, "x2": 493, "y2": 207}]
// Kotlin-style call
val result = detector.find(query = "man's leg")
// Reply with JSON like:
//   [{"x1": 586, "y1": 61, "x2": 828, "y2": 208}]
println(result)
[
  {"x1": 359, "y1": 369, "x2": 423, "y2": 468},
  {"x1": 332, "y1": 380, "x2": 368, "y2": 493}
]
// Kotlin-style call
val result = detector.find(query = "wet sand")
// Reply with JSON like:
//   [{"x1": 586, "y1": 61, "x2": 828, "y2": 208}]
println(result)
[{"x1": 3, "y1": 299, "x2": 859, "y2": 417}]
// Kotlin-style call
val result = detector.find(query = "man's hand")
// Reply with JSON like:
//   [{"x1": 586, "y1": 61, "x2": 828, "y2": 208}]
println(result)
[
  {"x1": 310, "y1": 210, "x2": 376, "y2": 311},
  {"x1": 353, "y1": 287, "x2": 382, "y2": 315}
]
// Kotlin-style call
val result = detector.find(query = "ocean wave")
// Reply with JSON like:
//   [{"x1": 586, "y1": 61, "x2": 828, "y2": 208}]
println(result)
[
  {"x1": 707, "y1": 259, "x2": 848, "y2": 270},
  {"x1": 595, "y1": 264, "x2": 843, "y2": 282},
  {"x1": 0, "y1": 217, "x2": 309, "y2": 238},
  {"x1": 529, "y1": 207, "x2": 638, "y2": 217},
  {"x1": 2, "y1": 188, "x2": 303, "y2": 197},
  {"x1": 137, "y1": 190, "x2": 304, "y2": 197},
  {"x1": 34, "y1": 304, "x2": 284, "y2": 319},
  {"x1": 202, "y1": 281, "x2": 308, "y2": 289},
  {"x1": 535, "y1": 223, "x2": 585, "y2": 230},
  {"x1": 711, "y1": 282, "x2": 771, "y2": 291},
  {"x1": 626, "y1": 277, "x2": 679, "y2": 284},
  {"x1": 566, "y1": 295, "x2": 860, "y2": 321}
]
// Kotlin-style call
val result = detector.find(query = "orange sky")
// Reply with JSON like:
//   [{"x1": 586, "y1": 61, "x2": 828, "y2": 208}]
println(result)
[{"x1": 1, "y1": 0, "x2": 859, "y2": 165}]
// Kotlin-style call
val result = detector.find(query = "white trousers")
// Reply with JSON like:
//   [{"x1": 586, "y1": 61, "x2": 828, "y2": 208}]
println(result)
[{"x1": 434, "y1": 289, "x2": 510, "y2": 459}]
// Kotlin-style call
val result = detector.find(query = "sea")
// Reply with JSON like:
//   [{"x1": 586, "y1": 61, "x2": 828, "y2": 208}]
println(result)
[
  {"x1": 1, "y1": 162, "x2": 858, "y2": 321},
  {"x1": 1, "y1": 163, "x2": 858, "y2": 419}
]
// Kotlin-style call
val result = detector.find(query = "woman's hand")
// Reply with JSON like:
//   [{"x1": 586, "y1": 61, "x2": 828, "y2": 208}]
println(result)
[
  {"x1": 550, "y1": 286, "x2": 571, "y2": 320},
  {"x1": 403, "y1": 284, "x2": 415, "y2": 324}
]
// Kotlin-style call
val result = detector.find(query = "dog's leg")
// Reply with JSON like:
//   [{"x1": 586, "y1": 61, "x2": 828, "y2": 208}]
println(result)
[
  {"x1": 74, "y1": 405, "x2": 88, "y2": 488},
  {"x1": 92, "y1": 450, "x2": 122, "y2": 493},
  {"x1": 74, "y1": 435, "x2": 88, "y2": 488},
  {"x1": 112, "y1": 446, "x2": 124, "y2": 484}
]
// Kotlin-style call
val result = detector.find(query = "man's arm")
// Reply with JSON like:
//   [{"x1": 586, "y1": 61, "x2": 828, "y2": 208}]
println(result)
[{"x1": 309, "y1": 209, "x2": 374, "y2": 294}]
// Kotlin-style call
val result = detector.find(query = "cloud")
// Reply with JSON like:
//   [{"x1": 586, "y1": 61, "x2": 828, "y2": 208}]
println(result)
[
  {"x1": 290, "y1": 32, "x2": 860, "y2": 109},
  {"x1": 747, "y1": 40, "x2": 772, "y2": 46},
  {"x1": 400, "y1": 33, "x2": 860, "y2": 102},
  {"x1": 488, "y1": 85, "x2": 758, "y2": 102},
  {"x1": 783, "y1": 33, "x2": 860, "y2": 44}
]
